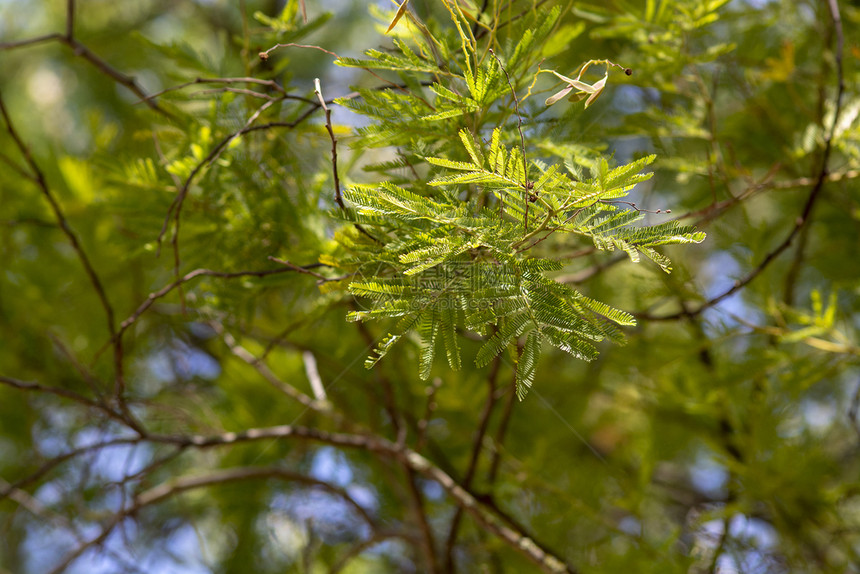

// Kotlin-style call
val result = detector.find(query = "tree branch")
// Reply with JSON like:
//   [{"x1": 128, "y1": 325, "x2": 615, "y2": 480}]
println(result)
[
  {"x1": 136, "y1": 466, "x2": 376, "y2": 526},
  {"x1": 214, "y1": 323, "x2": 337, "y2": 419},
  {"x1": 0, "y1": 92, "x2": 140, "y2": 423},
  {"x1": 144, "y1": 424, "x2": 577, "y2": 573},
  {"x1": 154, "y1": 98, "x2": 321, "y2": 274},
  {"x1": 444, "y1": 356, "x2": 501, "y2": 571}
]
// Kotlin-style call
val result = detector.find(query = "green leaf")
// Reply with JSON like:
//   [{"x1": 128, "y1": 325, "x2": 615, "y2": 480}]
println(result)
[
  {"x1": 516, "y1": 329, "x2": 541, "y2": 400},
  {"x1": 418, "y1": 309, "x2": 439, "y2": 380}
]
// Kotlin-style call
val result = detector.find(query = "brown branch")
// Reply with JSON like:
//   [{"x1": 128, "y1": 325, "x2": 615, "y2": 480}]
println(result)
[
  {"x1": 109, "y1": 265, "x2": 324, "y2": 350},
  {"x1": 416, "y1": 378, "x2": 442, "y2": 451},
  {"x1": 0, "y1": 376, "x2": 115, "y2": 421},
  {"x1": 1, "y1": 2, "x2": 170, "y2": 118},
  {"x1": 405, "y1": 467, "x2": 441, "y2": 573},
  {"x1": 155, "y1": 99, "x2": 320, "y2": 265},
  {"x1": 0, "y1": 436, "x2": 143, "y2": 502},
  {"x1": 444, "y1": 356, "x2": 502, "y2": 572},
  {"x1": 138, "y1": 77, "x2": 291, "y2": 104},
  {"x1": 62, "y1": 0, "x2": 168, "y2": 119},
  {"x1": 487, "y1": 378, "x2": 516, "y2": 485},
  {"x1": 193, "y1": 86, "x2": 278, "y2": 101},
  {"x1": 135, "y1": 466, "x2": 376, "y2": 526},
  {"x1": 783, "y1": 0, "x2": 845, "y2": 306},
  {"x1": 0, "y1": 94, "x2": 135, "y2": 418},
  {"x1": 213, "y1": 323, "x2": 337, "y2": 419},
  {"x1": 330, "y1": 531, "x2": 410, "y2": 574},
  {"x1": 0, "y1": 217, "x2": 56, "y2": 228},
  {"x1": 0, "y1": 477, "x2": 79, "y2": 536},
  {"x1": 663, "y1": 167, "x2": 858, "y2": 229},
  {"x1": 153, "y1": 78, "x2": 429, "y2": 263},
  {"x1": 65, "y1": 38, "x2": 173, "y2": 118},
  {"x1": 0, "y1": 32, "x2": 64, "y2": 50},
  {"x1": 354, "y1": 324, "x2": 436, "y2": 569},
  {"x1": 168, "y1": 98, "x2": 277, "y2": 288},
  {"x1": 314, "y1": 78, "x2": 344, "y2": 209},
  {"x1": 268, "y1": 256, "x2": 332, "y2": 281},
  {"x1": 0, "y1": 476, "x2": 146, "y2": 574},
  {"x1": 66, "y1": 0, "x2": 75, "y2": 39},
  {"x1": 48, "y1": 513, "x2": 124, "y2": 574},
  {"x1": 260, "y1": 42, "x2": 339, "y2": 60},
  {"x1": 49, "y1": 458, "x2": 401, "y2": 574},
  {"x1": 489, "y1": 49, "x2": 529, "y2": 190},
  {"x1": 108, "y1": 446, "x2": 186, "y2": 486},
  {"x1": 403, "y1": 446, "x2": 575, "y2": 573}
]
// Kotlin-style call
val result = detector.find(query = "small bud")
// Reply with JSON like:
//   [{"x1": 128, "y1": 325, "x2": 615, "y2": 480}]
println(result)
[
  {"x1": 259, "y1": 52, "x2": 268, "y2": 60},
  {"x1": 624, "y1": 68, "x2": 633, "y2": 76}
]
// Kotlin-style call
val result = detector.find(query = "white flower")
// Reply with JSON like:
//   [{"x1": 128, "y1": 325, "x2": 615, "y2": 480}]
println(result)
[{"x1": 545, "y1": 68, "x2": 608, "y2": 108}]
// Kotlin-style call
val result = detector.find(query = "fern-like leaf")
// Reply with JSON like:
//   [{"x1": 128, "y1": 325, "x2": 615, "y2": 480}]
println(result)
[{"x1": 516, "y1": 329, "x2": 541, "y2": 399}]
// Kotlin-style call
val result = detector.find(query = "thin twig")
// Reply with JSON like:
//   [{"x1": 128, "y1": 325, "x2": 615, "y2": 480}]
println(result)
[
  {"x1": 0, "y1": 217, "x2": 56, "y2": 227},
  {"x1": 0, "y1": 32, "x2": 64, "y2": 50},
  {"x1": 311, "y1": 81, "x2": 382, "y2": 244},
  {"x1": 302, "y1": 351, "x2": 328, "y2": 403},
  {"x1": 0, "y1": 436, "x2": 143, "y2": 503},
  {"x1": 0, "y1": 93, "x2": 135, "y2": 418},
  {"x1": 109, "y1": 265, "x2": 325, "y2": 348},
  {"x1": 66, "y1": 37, "x2": 174, "y2": 118},
  {"x1": 444, "y1": 356, "x2": 502, "y2": 572},
  {"x1": 489, "y1": 49, "x2": 531, "y2": 232},
  {"x1": 405, "y1": 467, "x2": 441, "y2": 573},
  {"x1": 260, "y1": 43, "x2": 339, "y2": 60},
  {"x1": 192, "y1": 87, "x2": 278, "y2": 101},
  {"x1": 848, "y1": 379, "x2": 860, "y2": 442},
  {"x1": 416, "y1": 378, "x2": 442, "y2": 451},
  {"x1": 330, "y1": 532, "x2": 412, "y2": 574},
  {"x1": 214, "y1": 323, "x2": 337, "y2": 418},
  {"x1": 0, "y1": 375, "x2": 124, "y2": 428},
  {"x1": 48, "y1": 332, "x2": 107, "y2": 399},
  {"x1": 0, "y1": 1, "x2": 170, "y2": 117},
  {"x1": 66, "y1": 0, "x2": 75, "y2": 39},
  {"x1": 487, "y1": 378, "x2": 516, "y2": 485},
  {"x1": 136, "y1": 466, "x2": 376, "y2": 525},
  {"x1": 155, "y1": 99, "x2": 320, "y2": 261},
  {"x1": 0, "y1": 151, "x2": 37, "y2": 181},
  {"x1": 168, "y1": 98, "x2": 278, "y2": 290},
  {"x1": 138, "y1": 77, "x2": 291, "y2": 103},
  {"x1": 268, "y1": 256, "x2": 331, "y2": 280},
  {"x1": 314, "y1": 78, "x2": 344, "y2": 209}
]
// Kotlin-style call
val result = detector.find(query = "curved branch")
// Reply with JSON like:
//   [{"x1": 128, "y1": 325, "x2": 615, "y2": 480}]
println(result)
[
  {"x1": 0, "y1": 436, "x2": 144, "y2": 503},
  {"x1": 135, "y1": 466, "x2": 376, "y2": 526},
  {"x1": 113, "y1": 265, "x2": 326, "y2": 342},
  {"x1": 145, "y1": 424, "x2": 577, "y2": 573},
  {"x1": 154, "y1": 99, "x2": 322, "y2": 272}
]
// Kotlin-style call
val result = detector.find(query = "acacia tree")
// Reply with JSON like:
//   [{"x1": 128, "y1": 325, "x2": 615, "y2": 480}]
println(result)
[{"x1": 1, "y1": 0, "x2": 858, "y2": 572}]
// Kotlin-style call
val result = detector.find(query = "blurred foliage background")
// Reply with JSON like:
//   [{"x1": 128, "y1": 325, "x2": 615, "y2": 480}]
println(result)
[{"x1": 1, "y1": 0, "x2": 859, "y2": 573}]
